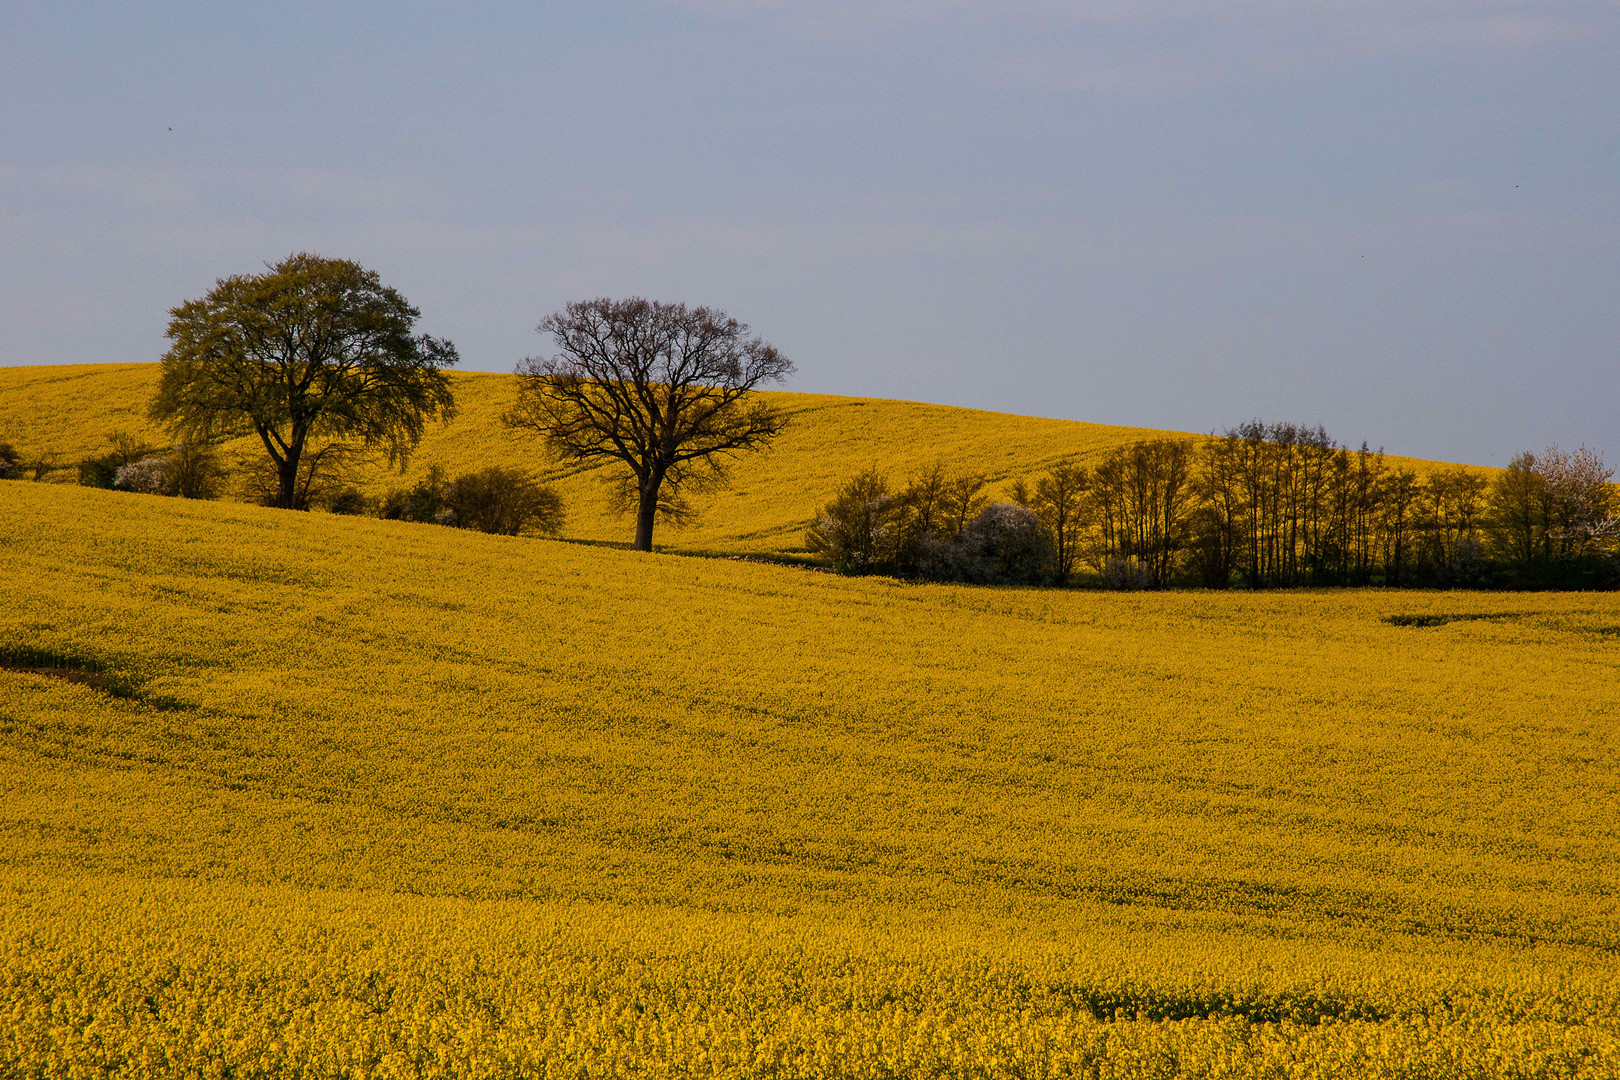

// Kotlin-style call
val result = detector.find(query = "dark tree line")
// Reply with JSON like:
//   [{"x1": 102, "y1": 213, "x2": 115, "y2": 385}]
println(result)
[
  {"x1": 810, "y1": 424, "x2": 1619, "y2": 589},
  {"x1": 806, "y1": 464, "x2": 1052, "y2": 585}
]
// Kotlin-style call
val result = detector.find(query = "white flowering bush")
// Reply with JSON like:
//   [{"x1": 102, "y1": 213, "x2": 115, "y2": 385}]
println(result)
[{"x1": 114, "y1": 456, "x2": 171, "y2": 494}]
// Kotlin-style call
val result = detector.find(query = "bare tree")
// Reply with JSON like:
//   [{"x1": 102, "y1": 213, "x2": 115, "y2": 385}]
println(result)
[
  {"x1": 1192, "y1": 435, "x2": 1243, "y2": 586},
  {"x1": 505, "y1": 298, "x2": 793, "y2": 551},
  {"x1": 1031, "y1": 463, "x2": 1089, "y2": 585},
  {"x1": 1091, "y1": 439, "x2": 1196, "y2": 586},
  {"x1": 1378, "y1": 467, "x2": 1422, "y2": 585},
  {"x1": 940, "y1": 472, "x2": 989, "y2": 540}
]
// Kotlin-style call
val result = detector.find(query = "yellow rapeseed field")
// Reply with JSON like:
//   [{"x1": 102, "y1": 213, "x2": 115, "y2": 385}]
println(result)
[
  {"x1": 2, "y1": 478, "x2": 1617, "y2": 1077},
  {"x1": 2, "y1": 362, "x2": 1453, "y2": 556}
]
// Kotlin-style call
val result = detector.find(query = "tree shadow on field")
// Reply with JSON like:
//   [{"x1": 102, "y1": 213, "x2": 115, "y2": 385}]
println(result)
[
  {"x1": 0, "y1": 643, "x2": 191, "y2": 710},
  {"x1": 1383, "y1": 612, "x2": 1523, "y2": 628}
]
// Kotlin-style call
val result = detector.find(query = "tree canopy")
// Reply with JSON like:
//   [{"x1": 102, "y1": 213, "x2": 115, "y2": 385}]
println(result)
[
  {"x1": 149, "y1": 253, "x2": 458, "y2": 509},
  {"x1": 504, "y1": 297, "x2": 794, "y2": 551}
]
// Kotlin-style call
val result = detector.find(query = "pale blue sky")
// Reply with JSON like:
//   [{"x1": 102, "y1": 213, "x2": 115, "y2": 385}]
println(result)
[{"x1": 3, "y1": 1, "x2": 1616, "y2": 466}]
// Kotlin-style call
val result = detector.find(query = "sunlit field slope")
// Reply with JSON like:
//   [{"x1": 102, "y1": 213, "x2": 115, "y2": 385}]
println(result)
[
  {"x1": 0, "y1": 362, "x2": 1457, "y2": 556},
  {"x1": 3, "y1": 480, "x2": 1618, "y2": 1077}
]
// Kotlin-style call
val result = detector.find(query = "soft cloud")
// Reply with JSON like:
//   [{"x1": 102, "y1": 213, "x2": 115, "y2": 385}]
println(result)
[
  {"x1": 982, "y1": 51, "x2": 1210, "y2": 95},
  {"x1": 661, "y1": 0, "x2": 1590, "y2": 57}
]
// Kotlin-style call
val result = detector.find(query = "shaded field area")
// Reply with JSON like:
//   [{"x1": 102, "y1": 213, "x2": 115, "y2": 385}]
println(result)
[{"x1": 2, "y1": 483, "x2": 1619, "y2": 1075}]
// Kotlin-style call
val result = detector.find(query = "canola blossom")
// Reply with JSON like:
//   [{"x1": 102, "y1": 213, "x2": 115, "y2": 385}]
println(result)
[{"x1": 1, "y1": 477, "x2": 1617, "y2": 1077}]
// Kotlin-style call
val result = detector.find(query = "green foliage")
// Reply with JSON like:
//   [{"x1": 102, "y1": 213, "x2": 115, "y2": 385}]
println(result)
[
  {"x1": 443, "y1": 465, "x2": 565, "y2": 536},
  {"x1": 1485, "y1": 447, "x2": 1618, "y2": 585},
  {"x1": 165, "y1": 440, "x2": 229, "y2": 499},
  {"x1": 930, "y1": 502, "x2": 1055, "y2": 585},
  {"x1": 804, "y1": 467, "x2": 902, "y2": 573},
  {"x1": 808, "y1": 466, "x2": 1056, "y2": 583},
  {"x1": 77, "y1": 432, "x2": 156, "y2": 489},
  {"x1": 378, "y1": 464, "x2": 450, "y2": 523},
  {"x1": 324, "y1": 486, "x2": 368, "y2": 515},
  {"x1": 379, "y1": 465, "x2": 565, "y2": 537},
  {"x1": 150, "y1": 253, "x2": 458, "y2": 509}
]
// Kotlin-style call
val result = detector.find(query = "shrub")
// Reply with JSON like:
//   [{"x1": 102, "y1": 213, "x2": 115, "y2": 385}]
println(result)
[
  {"x1": 78, "y1": 433, "x2": 159, "y2": 489},
  {"x1": 378, "y1": 466, "x2": 563, "y2": 537},
  {"x1": 167, "y1": 441, "x2": 228, "y2": 500},
  {"x1": 0, "y1": 444, "x2": 64, "y2": 482},
  {"x1": 325, "y1": 487, "x2": 368, "y2": 516},
  {"x1": 114, "y1": 457, "x2": 171, "y2": 494},
  {"x1": 107, "y1": 442, "x2": 226, "y2": 499},
  {"x1": 924, "y1": 503, "x2": 1055, "y2": 585},
  {"x1": 805, "y1": 469, "x2": 904, "y2": 574},
  {"x1": 962, "y1": 503, "x2": 1054, "y2": 584},
  {"x1": 78, "y1": 455, "x2": 121, "y2": 488},
  {"x1": 379, "y1": 466, "x2": 450, "y2": 523},
  {"x1": 443, "y1": 467, "x2": 565, "y2": 536},
  {"x1": 809, "y1": 470, "x2": 1055, "y2": 583}
]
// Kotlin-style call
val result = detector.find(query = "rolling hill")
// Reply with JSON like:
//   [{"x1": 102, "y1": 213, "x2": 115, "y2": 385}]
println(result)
[
  {"x1": 1, "y1": 476, "x2": 1617, "y2": 1077},
  {"x1": 0, "y1": 363, "x2": 1460, "y2": 557}
]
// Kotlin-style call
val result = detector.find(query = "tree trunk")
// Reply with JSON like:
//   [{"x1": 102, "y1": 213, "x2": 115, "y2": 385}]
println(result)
[
  {"x1": 634, "y1": 482, "x2": 659, "y2": 552},
  {"x1": 278, "y1": 445, "x2": 302, "y2": 510}
]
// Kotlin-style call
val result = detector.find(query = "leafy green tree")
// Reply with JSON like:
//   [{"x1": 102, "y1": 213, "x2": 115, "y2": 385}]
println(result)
[
  {"x1": 806, "y1": 468, "x2": 904, "y2": 573},
  {"x1": 1485, "y1": 452, "x2": 1549, "y2": 568},
  {"x1": 149, "y1": 253, "x2": 458, "y2": 510}
]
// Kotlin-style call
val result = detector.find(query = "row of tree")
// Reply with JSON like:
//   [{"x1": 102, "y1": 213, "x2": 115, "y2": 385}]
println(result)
[
  {"x1": 809, "y1": 428, "x2": 1619, "y2": 589},
  {"x1": 7, "y1": 252, "x2": 1614, "y2": 586}
]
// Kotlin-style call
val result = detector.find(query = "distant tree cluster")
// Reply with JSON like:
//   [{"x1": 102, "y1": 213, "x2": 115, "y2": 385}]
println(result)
[
  {"x1": 805, "y1": 465, "x2": 1051, "y2": 585},
  {"x1": 812, "y1": 424, "x2": 1619, "y2": 590},
  {"x1": 17, "y1": 247, "x2": 1614, "y2": 588}
]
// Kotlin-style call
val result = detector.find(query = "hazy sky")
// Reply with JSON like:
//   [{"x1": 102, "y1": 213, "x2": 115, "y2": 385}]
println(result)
[{"x1": 3, "y1": 1, "x2": 1616, "y2": 466}]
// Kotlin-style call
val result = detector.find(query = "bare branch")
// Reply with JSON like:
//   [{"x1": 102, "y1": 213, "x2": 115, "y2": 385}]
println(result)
[{"x1": 503, "y1": 298, "x2": 794, "y2": 550}]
